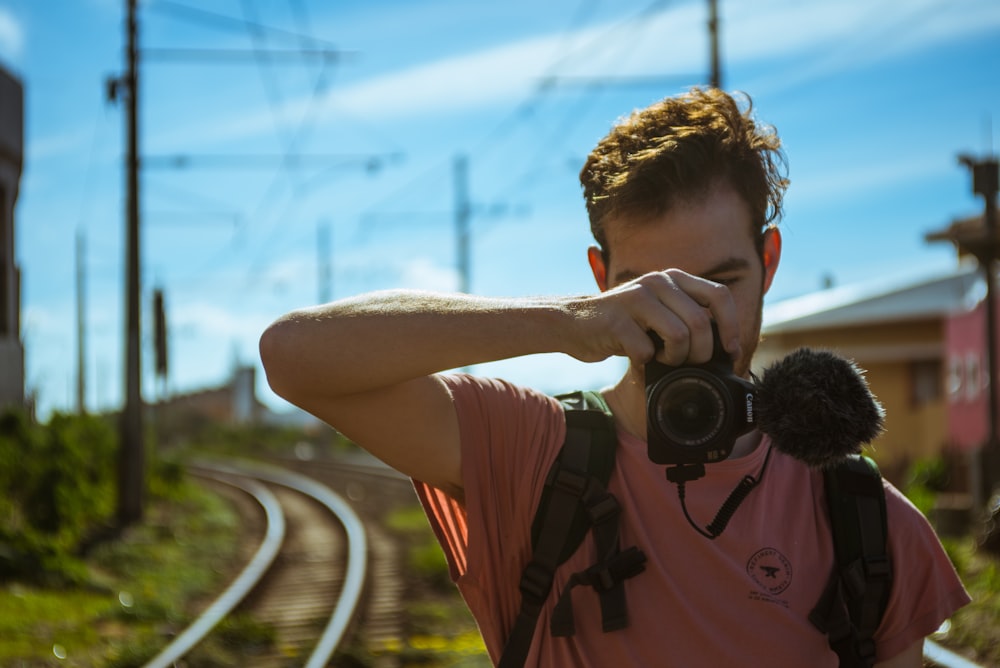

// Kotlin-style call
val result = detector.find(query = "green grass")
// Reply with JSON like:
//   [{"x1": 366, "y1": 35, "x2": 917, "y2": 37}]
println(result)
[
  {"x1": 378, "y1": 505, "x2": 489, "y2": 667},
  {"x1": 0, "y1": 479, "x2": 253, "y2": 667},
  {"x1": 0, "y1": 586, "x2": 116, "y2": 662},
  {"x1": 937, "y1": 536, "x2": 1000, "y2": 666},
  {"x1": 384, "y1": 504, "x2": 431, "y2": 533}
]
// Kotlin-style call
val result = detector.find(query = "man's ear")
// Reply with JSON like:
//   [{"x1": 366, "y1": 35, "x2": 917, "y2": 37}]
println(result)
[
  {"x1": 761, "y1": 226, "x2": 782, "y2": 294},
  {"x1": 587, "y1": 246, "x2": 609, "y2": 292}
]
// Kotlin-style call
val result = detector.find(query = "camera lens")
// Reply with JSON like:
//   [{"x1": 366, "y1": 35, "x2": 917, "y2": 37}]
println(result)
[{"x1": 650, "y1": 373, "x2": 727, "y2": 447}]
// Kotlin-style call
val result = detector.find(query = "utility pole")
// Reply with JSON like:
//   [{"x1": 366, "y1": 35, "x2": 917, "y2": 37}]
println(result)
[
  {"x1": 76, "y1": 229, "x2": 86, "y2": 414},
  {"x1": 454, "y1": 155, "x2": 471, "y2": 294},
  {"x1": 708, "y1": 0, "x2": 722, "y2": 89},
  {"x1": 117, "y1": 0, "x2": 144, "y2": 526},
  {"x1": 539, "y1": 1, "x2": 723, "y2": 94},
  {"x1": 318, "y1": 222, "x2": 332, "y2": 303},
  {"x1": 959, "y1": 154, "x2": 1000, "y2": 500},
  {"x1": 153, "y1": 287, "x2": 168, "y2": 396}
]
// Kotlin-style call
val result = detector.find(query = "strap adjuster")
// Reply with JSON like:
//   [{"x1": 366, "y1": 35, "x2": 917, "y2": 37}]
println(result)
[
  {"x1": 552, "y1": 468, "x2": 588, "y2": 497},
  {"x1": 583, "y1": 546, "x2": 648, "y2": 592},
  {"x1": 864, "y1": 554, "x2": 891, "y2": 580},
  {"x1": 586, "y1": 494, "x2": 620, "y2": 524},
  {"x1": 857, "y1": 638, "x2": 877, "y2": 662},
  {"x1": 519, "y1": 562, "x2": 553, "y2": 603}
]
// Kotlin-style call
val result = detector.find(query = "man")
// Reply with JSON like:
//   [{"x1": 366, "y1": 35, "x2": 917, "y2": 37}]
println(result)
[{"x1": 260, "y1": 88, "x2": 969, "y2": 666}]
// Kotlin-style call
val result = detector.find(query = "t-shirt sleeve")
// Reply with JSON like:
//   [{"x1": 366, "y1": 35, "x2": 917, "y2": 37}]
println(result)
[
  {"x1": 874, "y1": 482, "x2": 971, "y2": 662},
  {"x1": 413, "y1": 372, "x2": 566, "y2": 646}
]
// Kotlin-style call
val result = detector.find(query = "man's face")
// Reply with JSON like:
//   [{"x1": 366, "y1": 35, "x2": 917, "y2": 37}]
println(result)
[{"x1": 595, "y1": 181, "x2": 779, "y2": 377}]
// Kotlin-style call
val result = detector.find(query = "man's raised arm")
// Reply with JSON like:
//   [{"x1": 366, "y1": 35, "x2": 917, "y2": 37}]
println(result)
[
  {"x1": 259, "y1": 278, "x2": 740, "y2": 496},
  {"x1": 259, "y1": 290, "x2": 576, "y2": 497}
]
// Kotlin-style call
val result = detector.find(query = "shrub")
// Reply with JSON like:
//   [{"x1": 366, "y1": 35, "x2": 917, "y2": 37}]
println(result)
[{"x1": 0, "y1": 409, "x2": 118, "y2": 584}]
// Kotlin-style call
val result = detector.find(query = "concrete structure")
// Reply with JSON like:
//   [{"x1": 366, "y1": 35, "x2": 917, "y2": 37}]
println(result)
[
  {"x1": 154, "y1": 365, "x2": 267, "y2": 429},
  {"x1": 0, "y1": 64, "x2": 25, "y2": 413},
  {"x1": 758, "y1": 263, "x2": 980, "y2": 485}
]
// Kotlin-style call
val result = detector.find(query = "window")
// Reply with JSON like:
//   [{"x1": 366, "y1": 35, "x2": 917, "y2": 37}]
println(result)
[{"x1": 911, "y1": 358, "x2": 943, "y2": 407}]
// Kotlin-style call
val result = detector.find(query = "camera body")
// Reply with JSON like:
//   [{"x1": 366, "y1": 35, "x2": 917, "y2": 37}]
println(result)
[{"x1": 646, "y1": 328, "x2": 757, "y2": 466}]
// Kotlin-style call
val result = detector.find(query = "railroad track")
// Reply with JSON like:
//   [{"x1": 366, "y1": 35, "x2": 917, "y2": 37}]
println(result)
[
  {"x1": 264, "y1": 453, "x2": 418, "y2": 665},
  {"x1": 141, "y1": 452, "x2": 981, "y2": 668},
  {"x1": 142, "y1": 458, "x2": 370, "y2": 668}
]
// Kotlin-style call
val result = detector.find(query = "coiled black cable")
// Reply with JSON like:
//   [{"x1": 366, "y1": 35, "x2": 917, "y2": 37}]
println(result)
[{"x1": 673, "y1": 445, "x2": 774, "y2": 540}]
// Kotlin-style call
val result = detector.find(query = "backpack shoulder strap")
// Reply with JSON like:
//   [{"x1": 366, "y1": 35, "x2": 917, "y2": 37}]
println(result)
[
  {"x1": 810, "y1": 454, "x2": 892, "y2": 668},
  {"x1": 530, "y1": 390, "x2": 617, "y2": 558},
  {"x1": 499, "y1": 390, "x2": 637, "y2": 668}
]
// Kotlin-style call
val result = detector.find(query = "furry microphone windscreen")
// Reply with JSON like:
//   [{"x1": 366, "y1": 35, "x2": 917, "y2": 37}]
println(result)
[{"x1": 755, "y1": 348, "x2": 886, "y2": 469}]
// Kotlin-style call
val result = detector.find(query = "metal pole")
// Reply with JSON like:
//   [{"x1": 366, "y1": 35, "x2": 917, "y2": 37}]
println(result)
[
  {"x1": 318, "y1": 222, "x2": 332, "y2": 303},
  {"x1": 708, "y1": 0, "x2": 721, "y2": 89},
  {"x1": 119, "y1": 0, "x2": 144, "y2": 526},
  {"x1": 983, "y1": 219, "x2": 999, "y2": 493},
  {"x1": 454, "y1": 155, "x2": 470, "y2": 294},
  {"x1": 76, "y1": 229, "x2": 86, "y2": 414},
  {"x1": 961, "y1": 155, "x2": 1000, "y2": 501},
  {"x1": 983, "y1": 161, "x2": 1000, "y2": 496}
]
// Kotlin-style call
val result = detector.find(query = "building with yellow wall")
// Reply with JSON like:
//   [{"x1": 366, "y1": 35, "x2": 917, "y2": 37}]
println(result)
[{"x1": 757, "y1": 264, "x2": 979, "y2": 486}]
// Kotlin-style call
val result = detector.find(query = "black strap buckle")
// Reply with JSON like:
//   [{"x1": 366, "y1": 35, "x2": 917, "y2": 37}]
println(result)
[
  {"x1": 519, "y1": 561, "x2": 553, "y2": 604},
  {"x1": 864, "y1": 554, "x2": 891, "y2": 580},
  {"x1": 552, "y1": 467, "x2": 588, "y2": 497},
  {"x1": 583, "y1": 546, "x2": 648, "y2": 592},
  {"x1": 585, "y1": 493, "x2": 620, "y2": 525}
]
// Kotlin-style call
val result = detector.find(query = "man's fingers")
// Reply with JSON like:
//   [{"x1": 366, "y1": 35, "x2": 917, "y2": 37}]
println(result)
[
  {"x1": 635, "y1": 271, "x2": 739, "y2": 365},
  {"x1": 663, "y1": 271, "x2": 741, "y2": 354},
  {"x1": 573, "y1": 268, "x2": 742, "y2": 367}
]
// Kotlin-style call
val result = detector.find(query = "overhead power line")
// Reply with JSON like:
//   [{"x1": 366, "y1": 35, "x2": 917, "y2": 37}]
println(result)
[
  {"x1": 536, "y1": 74, "x2": 700, "y2": 90},
  {"x1": 142, "y1": 152, "x2": 403, "y2": 171},
  {"x1": 141, "y1": 47, "x2": 354, "y2": 64},
  {"x1": 145, "y1": 0, "x2": 341, "y2": 48}
]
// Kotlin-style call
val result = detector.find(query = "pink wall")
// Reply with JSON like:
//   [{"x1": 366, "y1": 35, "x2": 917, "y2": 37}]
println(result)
[{"x1": 945, "y1": 299, "x2": 999, "y2": 450}]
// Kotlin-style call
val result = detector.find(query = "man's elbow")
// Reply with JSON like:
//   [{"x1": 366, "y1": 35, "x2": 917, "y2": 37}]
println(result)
[{"x1": 259, "y1": 318, "x2": 298, "y2": 402}]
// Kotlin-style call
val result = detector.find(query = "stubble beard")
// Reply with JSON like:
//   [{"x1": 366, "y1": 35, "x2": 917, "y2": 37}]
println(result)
[{"x1": 734, "y1": 302, "x2": 764, "y2": 379}]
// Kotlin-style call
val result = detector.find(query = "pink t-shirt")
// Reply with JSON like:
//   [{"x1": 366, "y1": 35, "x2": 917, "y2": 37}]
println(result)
[{"x1": 415, "y1": 373, "x2": 970, "y2": 667}]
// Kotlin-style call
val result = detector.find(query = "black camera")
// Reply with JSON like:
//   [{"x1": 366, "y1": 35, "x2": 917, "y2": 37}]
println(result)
[{"x1": 646, "y1": 326, "x2": 757, "y2": 467}]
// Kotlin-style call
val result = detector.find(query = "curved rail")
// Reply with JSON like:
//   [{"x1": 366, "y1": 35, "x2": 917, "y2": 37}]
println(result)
[
  {"x1": 143, "y1": 472, "x2": 286, "y2": 668},
  {"x1": 925, "y1": 639, "x2": 985, "y2": 668},
  {"x1": 188, "y1": 458, "x2": 369, "y2": 668}
]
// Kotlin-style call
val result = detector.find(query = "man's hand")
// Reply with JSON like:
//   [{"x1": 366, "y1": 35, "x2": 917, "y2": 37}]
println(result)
[{"x1": 563, "y1": 269, "x2": 741, "y2": 369}]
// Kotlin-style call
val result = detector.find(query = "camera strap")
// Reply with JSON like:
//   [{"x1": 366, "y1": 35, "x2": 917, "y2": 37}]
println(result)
[{"x1": 667, "y1": 443, "x2": 775, "y2": 540}]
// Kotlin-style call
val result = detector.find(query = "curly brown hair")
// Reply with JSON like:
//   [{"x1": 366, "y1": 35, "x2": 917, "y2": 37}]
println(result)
[{"x1": 580, "y1": 88, "x2": 788, "y2": 264}]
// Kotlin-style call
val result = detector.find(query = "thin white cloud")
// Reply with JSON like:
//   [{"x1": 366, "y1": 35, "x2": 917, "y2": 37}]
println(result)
[
  {"x1": 146, "y1": 0, "x2": 1000, "y2": 151},
  {"x1": 27, "y1": 127, "x2": 95, "y2": 161},
  {"x1": 339, "y1": 0, "x2": 1000, "y2": 114},
  {"x1": 174, "y1": 300, "x2": 275, "y2": 342},
  {"x1": 145, "y1": 6, "x2": 702, "y2": 149},
  {"x1": 472, "y1": 354, "x2": 625, "y2": 396},
  {"x1": 787, "y1": 155, "x2": 951, "y2": 205},
  {"x1": 398, "y1": 256, "x2": 461, "y2": 292},
  {"x1": 0, "y1": 7, "x2": 24, "y2": 63},
  {"x1": 324, "y1": 3, "x2": 704, "y2": 118},
  {"x1": 731, "y1": 0, "x2": 1000, "y2": 95}
]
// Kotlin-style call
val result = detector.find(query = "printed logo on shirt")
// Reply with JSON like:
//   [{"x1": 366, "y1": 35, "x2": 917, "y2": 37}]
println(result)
[{"x1": 747, "y1": 547, "x2": 793, "y2": 596}]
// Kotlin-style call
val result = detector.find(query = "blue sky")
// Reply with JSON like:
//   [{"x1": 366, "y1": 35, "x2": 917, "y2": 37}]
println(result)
[{"x1": 1, "y1": 0, "x2": 999, "y2": 418}]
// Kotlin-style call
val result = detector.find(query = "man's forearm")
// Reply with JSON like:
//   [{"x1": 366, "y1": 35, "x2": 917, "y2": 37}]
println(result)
[{"x1": 260, "y1": 289, "x2": 574, "y2": 402}]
